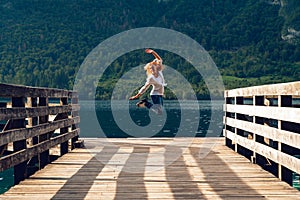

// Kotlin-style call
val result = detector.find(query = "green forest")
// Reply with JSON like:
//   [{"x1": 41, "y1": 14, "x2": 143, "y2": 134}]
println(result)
[{"x1": 0, "y1": 0, "x2": 300, "y2": 99}]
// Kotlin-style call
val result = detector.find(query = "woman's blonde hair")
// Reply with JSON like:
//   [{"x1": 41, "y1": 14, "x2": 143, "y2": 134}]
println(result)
[
  {"x1": 144, "y1": 63, "x2": 152, "y2": 76},
  {"x1": 144, "y1": 61, "x2": 164, "y2": 76}
]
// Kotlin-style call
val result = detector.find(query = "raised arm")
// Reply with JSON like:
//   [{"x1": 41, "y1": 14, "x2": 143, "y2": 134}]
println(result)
[
  {"x1": 145, "y1": 49, "x2": 162, "y2": 61},
  {"x1": 145, "y1": 48, "x2": 163, "y2": 72}
]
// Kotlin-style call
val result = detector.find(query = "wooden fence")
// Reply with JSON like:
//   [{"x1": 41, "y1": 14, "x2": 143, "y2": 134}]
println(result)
[
  {"x1": 223, "y1": 81, "x2": 300, "y2": 186},
  {"x1": 0, "y1": 83, "x2": 80, "y2": 184}
]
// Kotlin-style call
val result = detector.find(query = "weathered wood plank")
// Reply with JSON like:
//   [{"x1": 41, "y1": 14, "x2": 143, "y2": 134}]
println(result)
[
  {"x1": 225, "y1": 81, "x2": 300, "y2": 97},
  {"x1": 225, "y1": 104, "x2": 300, "y2": 124},
  {"x1": 0, "y1": 117, "x2": 80, "y2": 146},
  {"x1": 0, "y1": 129, "x2": 79, "y2": 171},
  {"x1": 0, "y1": 104, "x2": 80, "y2": 121},
  {"x1": 0, "y1": 83, "x2": 70, "y2": 98},
  {"x1": 1, "y1": 138, "x2": 299, "y2": 200},
  {"x1": 225, "y1": 130, "x2": 300, "y2": 174},
  {"x1": 0, "y1": 83, "x2": 79, "y2": 187},
  {"x1": 224, "y1": 81, "x2": 300, "y2": 186},
  {"x1": 225, "y1": 117, "x2": 300, "y2": 149}
]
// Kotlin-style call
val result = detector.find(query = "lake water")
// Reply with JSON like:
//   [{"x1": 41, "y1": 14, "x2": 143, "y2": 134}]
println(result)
[
  {"x1": 0, "y1": 100, "x2": 224, "y2": 194},
  {"x1": 79, "y1": 100, "x2": 224, "y2": 138}
]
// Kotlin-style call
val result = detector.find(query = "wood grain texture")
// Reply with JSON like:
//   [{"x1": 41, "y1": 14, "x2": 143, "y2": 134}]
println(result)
[
  {"x1": 225, "y1": 104, "x2": 300, "y2": 124},
  {"x1": 225, "y1": 130, "x2": 300, "y2": 174},
  {"x1": 0, "y1": 83, "x2": 70, "y2": 98},
  {"x1": 0, "y1": 83, "x2": 79, "y2": 176},
  {"x1": 225, "y1": 81, "x2": 300, "y2": 97},
  {"x1": 0, "y1": 105, "x2": 79, "y2": 121},
  {"x1": 225, "y1": 117, "x2": 300, "y2": 148},
  {"x1": 0, "y1": 129, "x2": 79, "y2": 171},
  {"x1": 1, "y1": 138, "x2": 299, "y2": 200},
  {"x1": 0, "y1": 117, "x2": 80, "y2": 146}
]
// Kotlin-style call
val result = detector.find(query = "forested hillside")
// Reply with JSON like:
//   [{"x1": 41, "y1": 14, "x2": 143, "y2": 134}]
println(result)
[{"x1": 0, "y1": 0, "x2": 300, "y2": 99}]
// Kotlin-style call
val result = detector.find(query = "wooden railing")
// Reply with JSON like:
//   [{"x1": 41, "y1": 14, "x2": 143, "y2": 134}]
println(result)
[
  {"x1": 0, "y1": 83, "x2": 80, "y2": 184},
  {"x1": 224, "y1": 81, "x2": 300, "y2": 186}
]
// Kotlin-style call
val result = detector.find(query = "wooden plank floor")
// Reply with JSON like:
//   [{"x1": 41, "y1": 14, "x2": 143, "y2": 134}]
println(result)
[{"x1": 1, "y1": 138, "x2": 300, "y2": 200}]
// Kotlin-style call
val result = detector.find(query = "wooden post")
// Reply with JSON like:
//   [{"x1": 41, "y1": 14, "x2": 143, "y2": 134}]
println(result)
[
  {"x1": 0, "y1": 84, "x2": 81, "y2": 183},
  {"x1": 27, "y1": 97, "x2": 38, "y2": 146},
  {"x1": 251, "y1": 95, "x2": 257, "y2": 164},
  {"x1": 71, "y1": 95, "x2": 79, "y2": 150},
  {"x1": 278, "y1": 95, "x2": 292, "y2": 180},
  {"x1": 278, "y1": 95, "x2": 282, "y2": 180},
  {"x1": 0, "y1": 102, "x2": 7, "y2": 156},
  {"x1": 60, "y1": 97, "x2": 69, "y2": 155},
  {"x1": 12, "y1": 97, "x2": 27, "y2": 184},
  {"x1": 26, "y1": 97, "x2": 38, "y2": 176},
  {"x1": 224, "y1": 97, "x2": 228, "y2": 144},
  {"x1": 263, "y1": 96, "x2": 272, "y2": 166},
  {"x1": 224, "y1": 82, "x2": 300, "y2": 188},
  {"x1": 39, "y1": 97, "x2": 49, "y2": 169},
  {"x1": 234, "y1": 97, "x2": 243, "y2": 152}
]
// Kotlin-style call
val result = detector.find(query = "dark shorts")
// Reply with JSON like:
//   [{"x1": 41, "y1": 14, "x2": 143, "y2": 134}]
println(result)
[
  {"x1": 145, "y1": 95, "x2": 163, "y2": 109},
  {"x1": 151, "y1": 95, "x2": 163, "y2": 106},
  {"x1": 145, "y1": 95, "x2": 163, "y2": 115}
]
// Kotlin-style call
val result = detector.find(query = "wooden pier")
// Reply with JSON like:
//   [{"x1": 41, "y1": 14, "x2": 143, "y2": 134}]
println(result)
[
  {"x1": 0, "y1": 82, "x2": 300, "y2": 199},
  {"x1": 0, "y1": 83, "x2": 80, "y2": 184},
  {"x1": 0, "y1": 138, "x2": 299, "y2": 199}
]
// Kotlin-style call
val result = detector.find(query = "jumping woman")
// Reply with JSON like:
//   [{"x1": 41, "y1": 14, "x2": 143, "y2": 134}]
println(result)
[{"x1": 129, "y1": 49, "x2": 166, "y2": 115}]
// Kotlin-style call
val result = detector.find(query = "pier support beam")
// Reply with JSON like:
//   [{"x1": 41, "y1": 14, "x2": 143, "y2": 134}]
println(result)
[
  {"x1": 39, "y1": 97, "x2": 50, "y2": 169},
  {"x1": 12, "y1": 97, "x2": 27, "y2": 184},
  {"x1": 60, "y1": 97, "x2": 69, "y2": 156}
]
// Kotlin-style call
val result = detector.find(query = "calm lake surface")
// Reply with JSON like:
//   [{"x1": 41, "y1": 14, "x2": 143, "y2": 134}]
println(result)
[
  {"x1": 79, "y1": 100, "x2": 224, "y2": 138},
  {"x1": 0, "y1": 100, "x2": 224, "y2": 194}
]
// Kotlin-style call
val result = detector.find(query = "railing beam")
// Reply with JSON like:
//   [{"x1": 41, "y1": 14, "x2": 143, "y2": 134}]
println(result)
[{"x1": 224, "y1": 81, "x2": 300, "y2": 188}]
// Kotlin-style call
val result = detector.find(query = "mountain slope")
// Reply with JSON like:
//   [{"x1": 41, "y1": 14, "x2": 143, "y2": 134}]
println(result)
[{"x1": 0, "y1": 0, "x2": 299, "y2": 99}]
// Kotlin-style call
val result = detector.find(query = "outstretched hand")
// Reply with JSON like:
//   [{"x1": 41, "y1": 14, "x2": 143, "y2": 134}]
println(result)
[
  {"x1": 129, "y1": 96, "x2": 136, "y2": 100},
  {"x1": 145, "y1": 48, "x2": 153, "y2": 54},
  {"x1": 129, "y1": 94, "x2": 140, "y2": 100}
]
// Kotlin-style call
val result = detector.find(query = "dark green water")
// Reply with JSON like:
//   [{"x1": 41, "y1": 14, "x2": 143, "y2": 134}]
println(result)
[
  {"x1": 0, "y1": 168, "x2": 14, "y2": 194},
  {"x1": 79, "y1": 100, "x2": 224, "y2": 138}
]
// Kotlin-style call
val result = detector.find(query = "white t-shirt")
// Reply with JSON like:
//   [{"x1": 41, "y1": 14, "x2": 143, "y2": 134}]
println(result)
[{"x1": 138, "y1": 71, "x2": 166, "y2": 96}]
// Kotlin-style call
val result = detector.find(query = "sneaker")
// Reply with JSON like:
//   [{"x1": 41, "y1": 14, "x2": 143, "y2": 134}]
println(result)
[{"x1": 136, "y1": 98, "x2": 149, "y2": 108}]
